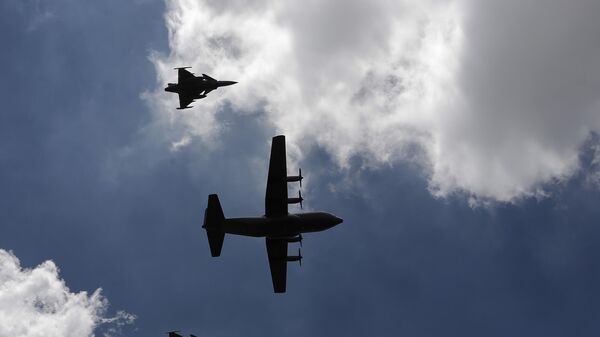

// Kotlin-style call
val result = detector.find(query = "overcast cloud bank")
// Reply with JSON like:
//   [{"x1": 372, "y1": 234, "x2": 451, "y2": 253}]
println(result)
[
  {"x1": 0, "y1": 250, "x2": 134, "y2": 337},
  {"x1": 146, "y1": 0, "x2": 600, "y2": 203}
]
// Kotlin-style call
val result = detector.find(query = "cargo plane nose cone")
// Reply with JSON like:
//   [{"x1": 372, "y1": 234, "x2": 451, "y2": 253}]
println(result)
[{"x1": 327, "y1": 214, "x2": 343, "y2": 226}]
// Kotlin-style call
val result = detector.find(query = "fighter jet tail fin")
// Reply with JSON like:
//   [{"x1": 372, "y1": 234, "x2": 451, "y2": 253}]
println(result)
[{"x1": 203, "y1": 194, "x2": 226, "y2": 257}]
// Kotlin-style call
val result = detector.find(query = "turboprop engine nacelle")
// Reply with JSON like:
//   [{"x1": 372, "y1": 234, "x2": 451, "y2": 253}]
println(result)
[
  {"x1": 286, "y1": 168, "x2": 303, "y2": 187},
  {"x1": 287, "y1": 190, "x2": 303, "y2": 209},
  {"x1": 284, "y1": 234, "x2": 302, "y2": 244},
  {"x1": 286, "y1": 249, "x2": 302, "y2": 266},
  {"x1": 284, "y1": 234, "x2": 303, "y2": 246}
]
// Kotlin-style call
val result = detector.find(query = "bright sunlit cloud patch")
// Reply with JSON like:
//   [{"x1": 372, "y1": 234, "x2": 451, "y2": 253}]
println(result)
[
  {"x1": 0, "y1": 249, "x2": 135, "y2": 337},
  {"x1": 146, "y1": 0, "x2": 600, "y2": 203}
]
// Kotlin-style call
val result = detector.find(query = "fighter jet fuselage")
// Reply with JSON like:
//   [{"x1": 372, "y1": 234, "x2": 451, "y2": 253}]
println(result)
[{"x1": 164, "y1": 78, "x2": 237, "y2": 95}]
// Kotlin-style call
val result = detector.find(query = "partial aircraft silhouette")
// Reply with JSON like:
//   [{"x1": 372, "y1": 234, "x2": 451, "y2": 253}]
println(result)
[{"x1": 167, "y1": 331, "x2": 197, "y2": 337}]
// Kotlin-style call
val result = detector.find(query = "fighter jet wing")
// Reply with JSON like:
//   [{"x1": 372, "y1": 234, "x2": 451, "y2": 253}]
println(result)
[
  {"x1": 265, "y1": 135, "x2": 288, "y2": 217},
  {"x1": 178, "y1": 94, "x2": 195, "y2": 109},
  {"x1": 266, "y1": 238, "x2": 288, "y2": 293},
  {"x1": 178, "y1": 68, "x2": 195, "y2": 82}
]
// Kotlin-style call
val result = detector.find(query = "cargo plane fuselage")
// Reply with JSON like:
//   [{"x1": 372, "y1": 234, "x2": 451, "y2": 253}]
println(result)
[{"x1": 218, "y1": 212, "x2": 342, "y2": 238}]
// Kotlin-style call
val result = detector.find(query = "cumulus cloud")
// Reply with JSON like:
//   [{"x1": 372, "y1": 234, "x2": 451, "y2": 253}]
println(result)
[
  {"x1": 0, "y1": 249, "x2": 135, "y2": 337},
  {"x1": 145, "y1": 0, "x2": 600, "y2": 202}
]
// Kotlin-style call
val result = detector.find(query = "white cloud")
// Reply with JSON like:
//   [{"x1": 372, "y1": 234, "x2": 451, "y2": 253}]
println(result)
[
  {"x1": 586, "y1": 139, "x2": 600, "y2": 188},
  {"x1": 0, "y1": 249, "x2": 135, "y2": 337},
  {"x1": 146, "y1": 0, "x2": 600, "y2": 202}
]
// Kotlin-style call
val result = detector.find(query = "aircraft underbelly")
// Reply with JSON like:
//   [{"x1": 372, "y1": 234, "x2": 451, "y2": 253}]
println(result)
[
  {"x1": 300, "y1": 223, "x2": 331, "y2": 233},
  {"x1": 223, "y1": 217, "x2": 301, "y2": 237}
]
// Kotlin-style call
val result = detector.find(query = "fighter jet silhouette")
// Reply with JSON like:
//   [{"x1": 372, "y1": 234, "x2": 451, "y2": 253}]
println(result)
[
  {"x1": 164, "y1": 67, "x2": 237, "y2": 109},
  {"x1": 203, "y1": 135, "x2": 343, "y2": 293}
]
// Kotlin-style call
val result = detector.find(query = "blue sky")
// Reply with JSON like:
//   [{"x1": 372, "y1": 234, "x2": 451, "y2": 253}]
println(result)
[{"x1": 1, "y1": 1, "x2": 600, "y2": 336}]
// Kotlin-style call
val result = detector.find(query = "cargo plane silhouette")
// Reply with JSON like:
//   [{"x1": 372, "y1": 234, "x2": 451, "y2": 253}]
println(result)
[{"x1": 203, "y1": 135, "x2": 343, "y2": 293}]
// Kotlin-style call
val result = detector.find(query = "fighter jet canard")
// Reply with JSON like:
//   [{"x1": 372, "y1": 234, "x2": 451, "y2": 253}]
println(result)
[
  {"x1": 164, "y1": 67, "x2": 237, "y2": 109},
  {"x1": 203, "y1": 135, "x2": 343, "y2": 293}
]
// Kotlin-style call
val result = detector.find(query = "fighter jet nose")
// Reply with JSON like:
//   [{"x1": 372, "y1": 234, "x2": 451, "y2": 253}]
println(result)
[{"x1": 219, "y1": 81, "x2": 237, "y2": 86}]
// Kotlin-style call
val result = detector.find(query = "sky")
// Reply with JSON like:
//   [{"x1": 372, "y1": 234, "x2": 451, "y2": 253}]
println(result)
[{"x1": 1, "y1": 0, "x2": 600, "y2": 336}]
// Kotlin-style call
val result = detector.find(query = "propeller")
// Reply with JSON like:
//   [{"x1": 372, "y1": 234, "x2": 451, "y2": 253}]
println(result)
[
  {"x1": 298, "y1": 190, "x2": 303, "y2": 209},
  {"x1": 299, "y1": 234, "x2": 303, "y2": 247},
  {"x1": 298, "y1": 248, "x2": 302, "y2": 267},
  {"x1": 299, "y1": 168, "x2": 302, "y2": 188}
]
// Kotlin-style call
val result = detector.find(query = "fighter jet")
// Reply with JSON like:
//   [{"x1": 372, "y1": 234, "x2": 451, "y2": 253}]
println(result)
[
  {"x1": 203, "y1": 135, "x2": 343, "y2": 293},
  {"x1": 164, "y1": 67, "x2": 237, "y2": 109}
]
